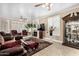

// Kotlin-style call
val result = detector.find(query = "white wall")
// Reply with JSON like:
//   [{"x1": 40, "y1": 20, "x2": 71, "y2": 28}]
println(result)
[
  {"x1": 48, "y1": 15, "x2": 60, "y2": 36},
  {"x1": 0, "y1": 17, "x2": 40, "y2": 33},
  {"x1": 0, "y1": 18, "x2": 8, "y2": 32},
  {"x1": 0, "y1": 18, "x2": 27, "y2": 33}
]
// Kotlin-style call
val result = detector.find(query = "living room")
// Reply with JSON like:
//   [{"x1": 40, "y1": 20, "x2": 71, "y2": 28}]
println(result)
[{"x1": 0, "y1": 3, "x2": 79, "y2": 56}]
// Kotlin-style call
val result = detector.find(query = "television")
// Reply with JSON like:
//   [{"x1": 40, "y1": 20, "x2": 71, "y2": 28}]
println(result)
[{"x1": 38, "y1": 24, "x2": 45, "y2": 31}]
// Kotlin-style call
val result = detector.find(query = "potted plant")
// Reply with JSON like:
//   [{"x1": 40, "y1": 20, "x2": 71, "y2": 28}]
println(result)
[{"x1": 25, "y1": 23, "x2": 36, "y2": 35}]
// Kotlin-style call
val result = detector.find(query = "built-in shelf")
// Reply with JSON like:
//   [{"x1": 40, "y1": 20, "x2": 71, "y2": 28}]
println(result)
[{"x1": 62, "y1": 12, "x2": 79, "y2": 49}]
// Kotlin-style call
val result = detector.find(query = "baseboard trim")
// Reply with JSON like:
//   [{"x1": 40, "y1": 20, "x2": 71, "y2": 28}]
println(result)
[
  {"x1": 44, "y1": 37, "x2": 63, "y2": 44},
  {"x1": 52, "y1": 39, "x2": 63, "y2": 44}
]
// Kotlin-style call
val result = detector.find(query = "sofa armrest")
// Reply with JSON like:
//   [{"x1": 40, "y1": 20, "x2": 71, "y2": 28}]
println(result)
[{"x1": 0, "y1": 40, "x2": 21, "y2": 50}]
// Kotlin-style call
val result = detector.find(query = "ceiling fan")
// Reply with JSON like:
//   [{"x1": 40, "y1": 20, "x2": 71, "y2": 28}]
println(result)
[
  {"x1": 19, "y1": 16, "x2": 27, "y2": 21},
  {"x1": 34, "y1": 3, "x2": 53, "y2": 11}
]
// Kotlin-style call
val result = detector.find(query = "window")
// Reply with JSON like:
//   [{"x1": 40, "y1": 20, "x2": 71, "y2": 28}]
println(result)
[{"x1": 48, "y1": 15, "x2": 60, "y2": 36}]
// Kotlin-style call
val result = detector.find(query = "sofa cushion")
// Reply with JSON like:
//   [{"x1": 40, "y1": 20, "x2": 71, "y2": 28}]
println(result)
[
  {"x1": 3, "y1": 36, "x2": 14, "y2": 41},
  {"x1": 0, "y1": 32, "x2": 5, "y2": 36},
  {"x1": 11, "y1": 30, "x2": 18, "y2": 36},
  {"x1": 15, "y1": 35, "x2": 23, "y2": 40},
  {"x1": 0, "y1": 40, "x2": 21, "y2": 50},
  {"x1": 22, "y1": 30, "x2": 28, "y2": 35}
]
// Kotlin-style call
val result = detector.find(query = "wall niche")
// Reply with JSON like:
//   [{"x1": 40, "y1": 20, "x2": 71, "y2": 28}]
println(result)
[{"x1": 62, "y1": 12, "x2": 79, "y2": 49}]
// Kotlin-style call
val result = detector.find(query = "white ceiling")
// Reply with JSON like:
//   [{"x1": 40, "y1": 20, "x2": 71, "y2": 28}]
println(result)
[{"x1": 0, "y1": 3, "x2": 78, "y2": 19}]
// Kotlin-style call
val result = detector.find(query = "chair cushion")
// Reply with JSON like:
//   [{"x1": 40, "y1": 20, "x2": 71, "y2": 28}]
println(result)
[{"x1": 22, "y1": 30, "x2": 28, "y2": 35}]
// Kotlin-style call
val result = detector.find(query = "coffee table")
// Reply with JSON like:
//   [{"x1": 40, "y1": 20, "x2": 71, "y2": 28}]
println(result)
[{"x1": 21, "y1": 38, "x2": 39, "y2": 52}]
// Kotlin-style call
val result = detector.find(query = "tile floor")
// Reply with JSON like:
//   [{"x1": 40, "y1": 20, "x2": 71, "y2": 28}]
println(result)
[{"x1": 32, "y1": 37, "x2": 79, "y2": 56}]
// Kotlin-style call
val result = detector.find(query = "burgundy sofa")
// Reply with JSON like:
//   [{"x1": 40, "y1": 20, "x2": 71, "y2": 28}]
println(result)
[
  {"x1": 0, "y1": 31, "x2": 5, "y2": 36},
  {"x1": 0, "y1": 40, "x2": 24, "y2": 55},
  {"x1": 0, "y1": 40, "x2": 26, "y2": 56}
]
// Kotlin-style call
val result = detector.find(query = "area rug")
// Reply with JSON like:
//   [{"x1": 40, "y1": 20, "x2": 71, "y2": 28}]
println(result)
[{"x1": 25, "y1": 38, "x2": 52, "y2": 56}]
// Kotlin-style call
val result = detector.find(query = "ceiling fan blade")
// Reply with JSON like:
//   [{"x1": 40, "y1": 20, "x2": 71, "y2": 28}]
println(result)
[{"x1": 34, "y1": 3, "x2": 45, "y2": 7}]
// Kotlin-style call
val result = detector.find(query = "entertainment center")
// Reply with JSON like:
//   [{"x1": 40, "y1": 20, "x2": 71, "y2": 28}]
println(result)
[{"x1": 62, "y1": 12, "x2": 79, "y2": 49}]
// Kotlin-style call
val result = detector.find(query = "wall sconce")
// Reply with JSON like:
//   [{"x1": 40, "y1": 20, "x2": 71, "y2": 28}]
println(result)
[
  {"x1": 70, "y1": 12, "x2": 77, "y2": 17},
  {"x1": 70, "y1": 13, "x2": 73, "y2": 17},
  {"x1": 74, "y1": 12, "x2": 77, "y2": 16}
]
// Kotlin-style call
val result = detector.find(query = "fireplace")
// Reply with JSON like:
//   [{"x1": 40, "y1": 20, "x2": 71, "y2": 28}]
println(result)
[{"x1": 62, "y1": 12, "x2": 79, "y2": 49}]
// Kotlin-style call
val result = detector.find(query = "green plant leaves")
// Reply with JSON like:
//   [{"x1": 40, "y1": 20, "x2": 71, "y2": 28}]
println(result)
[{"x1": 25, "y1": 23, "x2": 36, "y2": 28}]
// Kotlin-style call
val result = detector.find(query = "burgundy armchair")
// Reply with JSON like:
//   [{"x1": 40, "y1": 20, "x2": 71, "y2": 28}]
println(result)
[
  {"x1": 22, "y1": 30, "x2": 28, "y2": 36},
  {"x1": 11, "y1": 30, "x2": 18, "y2": 36}
]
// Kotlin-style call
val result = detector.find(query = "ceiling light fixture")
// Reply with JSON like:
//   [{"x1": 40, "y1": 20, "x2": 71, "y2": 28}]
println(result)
[
  {"x1": 70, "y1": 12, "x2": 77, "y2": 17},
  {"x1": 19, "y1": 16, "x2": 27, "y2": 20},
  {"x1": 34, "y1": 3, "x2": 53, "y2": 11}
]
